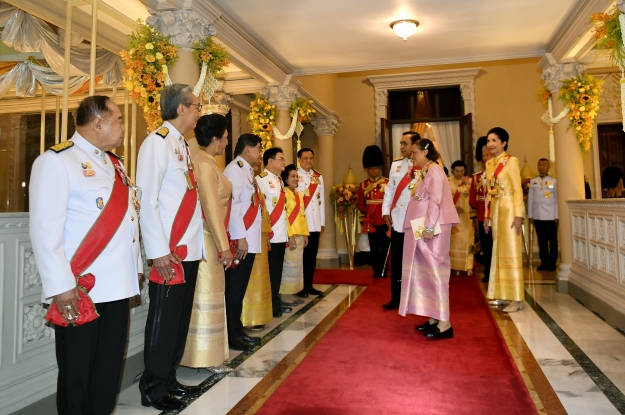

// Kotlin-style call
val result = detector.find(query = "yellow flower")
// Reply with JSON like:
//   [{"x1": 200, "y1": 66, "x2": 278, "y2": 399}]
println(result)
[
  {"x1": 146, "y1": 55, "x2": 155, "y2": 63},
  {"x1": 162, "y1": 65, "x2": 168, "y2": 73},
  {"x1": 145, "y1": 43, "x2": 154, "y2": 49},
  {"x1": 129, "y1": 48, "x2": 136, "y2": 56},
  {"x1": 156, "y1": 52, "x2": 163, "y2": 60}
]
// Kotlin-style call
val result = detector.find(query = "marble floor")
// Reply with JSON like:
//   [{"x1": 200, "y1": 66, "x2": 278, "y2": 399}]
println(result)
[{"x1": 111, "y1": 269, "x2": 625, "y2": 415}]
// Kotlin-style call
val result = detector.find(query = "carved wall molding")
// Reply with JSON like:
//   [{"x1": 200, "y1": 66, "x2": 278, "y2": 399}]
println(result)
[
  {"x1": 146, "y1": 10, "x2": 216, "y2": 51},
  {"x1": 261, "y1": 85, "x2": 299, "y2": 110},
  {"x1": 593, "y1": 73, "x2": 623, "y2": 123},
  {"x1": 231, "y1": 108, "x2": 241, "y2": 141},
  {"x1": 311, "y1": 116, "x2": 340, "y2": 137},
  {"x1": 22, "y1": 303, "x2": 52, "y2": 347}
]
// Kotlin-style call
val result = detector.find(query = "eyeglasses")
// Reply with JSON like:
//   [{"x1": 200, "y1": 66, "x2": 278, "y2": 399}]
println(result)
[{"x1": 190, "y1": 103, "x2": 202, "y2": 112}]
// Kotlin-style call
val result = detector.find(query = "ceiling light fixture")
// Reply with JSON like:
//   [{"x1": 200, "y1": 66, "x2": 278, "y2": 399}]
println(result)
[{"x1": 390, "y1": 19, "x2": 419, "y2": 41}]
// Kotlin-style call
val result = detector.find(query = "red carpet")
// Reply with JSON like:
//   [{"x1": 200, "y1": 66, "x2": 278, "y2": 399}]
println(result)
[
  {"x1": 257, "y1": 275, "x2": 537, "y2": 415},
  {"x1": 313, "y1": 269, "x2": 373, "y2": 285}
]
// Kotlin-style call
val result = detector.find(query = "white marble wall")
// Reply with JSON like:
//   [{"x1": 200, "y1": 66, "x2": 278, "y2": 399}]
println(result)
[
  {"x1": 0, "y1": 213, "x2": 150, "y2": 414},
  {"x1": 568, "y1": 200, "x2": 625, "y2": 319}
]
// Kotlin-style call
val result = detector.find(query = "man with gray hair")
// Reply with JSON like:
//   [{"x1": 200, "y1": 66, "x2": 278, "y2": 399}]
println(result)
[{"x1": 137, "y1": 84, "x2": 204, "y2": 411}]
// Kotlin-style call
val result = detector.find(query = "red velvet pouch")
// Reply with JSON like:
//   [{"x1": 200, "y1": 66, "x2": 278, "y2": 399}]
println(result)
[
  {"x1": 218, "y1": 235, "x2": 238, "y2": 269},
  {"x1": 45, "y1": 274, "x2": 100, "y2": 327},
  {"x1": 148, "y1": 245, "x2": 187, "y2": 285}
]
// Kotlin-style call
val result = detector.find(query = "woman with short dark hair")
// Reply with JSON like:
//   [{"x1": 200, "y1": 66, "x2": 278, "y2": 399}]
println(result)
[
  {"x1": 483, "y1": 127, "x2": 525, "y2": 313},
  {"x1": 399, "y1": 138, "x2": 460, "y2": 339},
  {"x1": 181, "y1": 114, "x2": 233, "y2": 373}
]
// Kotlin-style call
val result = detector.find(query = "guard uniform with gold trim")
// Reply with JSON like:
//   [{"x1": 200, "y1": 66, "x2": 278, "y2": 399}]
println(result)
[
  {"x1": 30, "y1": 131, "x2": 142, "y2": 414},
  {"x1": 528, "y1": 173, "x2": 558, "y2": 271}
]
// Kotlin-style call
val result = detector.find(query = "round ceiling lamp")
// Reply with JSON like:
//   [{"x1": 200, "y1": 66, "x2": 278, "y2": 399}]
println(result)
[{"x1": 390, "y1": 19, "x2": 419, "y2": 41}]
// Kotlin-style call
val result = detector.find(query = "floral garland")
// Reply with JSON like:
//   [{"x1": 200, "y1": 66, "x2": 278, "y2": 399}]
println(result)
[
  {"x1": 191, "y1": 37, "x2": 231, "y2": 105},
  {"x1": 247, "y1": 96, "x2": 279, "y2": 151},
  {"x1": 120, "y1": 21, "x2": 178, "y2": 131},
  {"x1": 559, "y1": 75, "x2": 603, "y2": 153},
  {"x1": 329, "y1": 183, "x2": 358, "y2": 234},
  {"x1": 289, "y1": 97, "x2": 316, "y2": 122}
]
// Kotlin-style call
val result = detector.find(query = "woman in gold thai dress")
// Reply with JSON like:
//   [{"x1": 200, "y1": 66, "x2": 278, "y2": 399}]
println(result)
[
  {"x1": 280, "y1": 164, "x2": 309, "y2": 301},
  {"x1": 449, "y1": 160, "x2": 474, "y2": 274},
  {"x1": 181, "y1": 114, "x2": 233, "y2": 371},
  {"x1": 484, "y1": 127, "x2": 525, "y2": 313}
]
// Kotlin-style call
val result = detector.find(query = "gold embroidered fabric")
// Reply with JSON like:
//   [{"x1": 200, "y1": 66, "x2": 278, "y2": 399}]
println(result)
[
  {"x1": 241, "y1": 232, "x2": 273, "y2": 326},
  {"x1": 280, "y1": 235, "x2": 305, "y2": 294},
  {"x1": 449, "y1": 177, "x2": 474, "y2": 272}
]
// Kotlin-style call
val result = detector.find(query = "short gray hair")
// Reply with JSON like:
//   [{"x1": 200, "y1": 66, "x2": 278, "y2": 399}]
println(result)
[{"x1": 160, "y1": 84, "x2": 194, "y2": 121}]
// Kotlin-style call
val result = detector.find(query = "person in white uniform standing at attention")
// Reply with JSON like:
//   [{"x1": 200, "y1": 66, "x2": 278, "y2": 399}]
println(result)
[
  {"x1": 296, "y1": 148, "x2": 325, "y2": 298},
  {"x1": 137, "y1": 84, "x2": 204, "y2": 411},
  {"x1": 528, "y1": 158, "x2": 559, "y2": 272},
  {"x1": 30, "y1": 95, "x2": 142, "y2": 415}
]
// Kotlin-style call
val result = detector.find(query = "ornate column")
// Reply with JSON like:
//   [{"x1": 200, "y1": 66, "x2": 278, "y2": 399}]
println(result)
[
  {"x1": 231, "y1": 107, "x2": 241, "y2": 150},
  {"x1": 311, "y1": 115, "x2": 340, "y2": 267},
  {"x1": 541, "y1": 61, "x2": 587, "y2": 293},
  {"x1": 210, "y1": 91, "x2": 232, "y2": 170},
  {"x1": 146, "y1": 10, "x2": 214, "y2": 148},
  {"x1": 373, "y1": 89, "x2": 388, "y2": 147},
  {"x1": 262, "y1": 85, "x2": 299, "y2": 164}
]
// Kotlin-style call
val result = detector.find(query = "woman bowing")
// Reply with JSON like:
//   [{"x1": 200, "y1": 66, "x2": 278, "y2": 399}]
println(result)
[{"x1": 399, "y1": 138, "x2": 459, "y2": 339}]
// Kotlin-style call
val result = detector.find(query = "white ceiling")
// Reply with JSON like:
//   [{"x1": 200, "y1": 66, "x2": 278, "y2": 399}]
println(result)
[{"x1": 212, "y1": 0, "x2": 579, "y2": 75}]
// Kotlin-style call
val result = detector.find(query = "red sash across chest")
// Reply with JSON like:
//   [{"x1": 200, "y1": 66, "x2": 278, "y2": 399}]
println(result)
[{"x1": 302, "y1": 171, "x2": 321, "y2": 209}]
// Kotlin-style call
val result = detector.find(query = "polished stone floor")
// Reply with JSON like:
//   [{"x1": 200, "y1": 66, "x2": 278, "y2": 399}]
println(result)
[{"x1": 111, "y1": 268, "x2": 625, "y2": 415}]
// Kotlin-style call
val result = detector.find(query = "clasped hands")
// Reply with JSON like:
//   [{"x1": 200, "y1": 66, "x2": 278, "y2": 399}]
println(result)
[{"x1": 484, "y1": 217, "x2": 523, "y2": 235}]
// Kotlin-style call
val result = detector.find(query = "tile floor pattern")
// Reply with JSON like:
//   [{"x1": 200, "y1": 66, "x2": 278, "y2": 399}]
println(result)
[{"x1": 112, "y1": 270, "x2": 625, "y2": 415}]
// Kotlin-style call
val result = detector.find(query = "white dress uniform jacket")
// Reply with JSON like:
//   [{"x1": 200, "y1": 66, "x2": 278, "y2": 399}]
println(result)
[
  {"x1": 257, "y1": 170, "x2": 288, "y2": 243},
  {"x1": 137, "y1": 121, "x2": 204, "y2": 261},
  {"x1": 296, "y1": 167, "x2": 325, "y2": 232},
  {"x1": 29, "y1": 133, "x2": 142, "y2": 303},
  {"x1": 382, "y1": 157, "x2": 414, "y2": 233},
  {"x1": 224, "y1": 156, "x2": 263, "y2": 253},
  {"x1": 528, "y1": 175, "x2": 558, "y2": 220}
]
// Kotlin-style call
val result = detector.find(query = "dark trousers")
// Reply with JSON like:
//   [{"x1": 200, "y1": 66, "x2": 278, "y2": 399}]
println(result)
[
  {"x1": 303, "y1": 231, "x2": 320, "y2": 290},
  {"x1": 139, "y1": 260, "x2": 199, "y2": 402},
  {"x1": 55, "y1": 298, "x2": 130, "y2": 415},
  {"x1": 368, "y1": 224, "x2": 391, "y2": 277},
  {"x1": 268, "y1": 242, "x2": 286, "y2": 310},
  {"x1": 224, "y1": 253, "x2": 256, "y2": 342},
  {"x1": 478, "y1": 221, "x2": 493, "y2": 280},
  {"x1": 534, "y1": 219, "x2": 559, "y2": 267},
  {"x1": 390, "y1": 229, "x2": 404, "y2": 304}
]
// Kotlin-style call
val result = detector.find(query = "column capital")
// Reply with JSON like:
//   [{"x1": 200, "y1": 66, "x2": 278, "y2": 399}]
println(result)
[
  {"x1": 146, "y1": 10, "x2": 216, "y2": 51},
  {"x1": 541, "y1": 62, "x2": 586, "y2": 92},
  {"x1": 311, "y1": 116, "x2": 340, "y2": 136},
  {"x1": 209, "y1": 91, "x2": 232, "y2": 115},
  {"x1": 459, "y1": 83, "x2": 474, "y2": 102},
  {"x1": 261, "y1": 85, "x2": 299, "y2": 110}
]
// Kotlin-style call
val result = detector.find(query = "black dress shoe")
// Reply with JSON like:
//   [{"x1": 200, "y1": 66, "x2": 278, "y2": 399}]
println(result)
[
  {"x1": 416, "y1": 320, "x2": 438, "y2": 332},
  {"x1": 281, "y1": 306, "x2": 293, "y2": 313},
  {"x1": 246, "y1": 325, "x2": 264, "y2": 331},
  {"x1": 281, "y1": 299, "x2": 298, "y2": 306},
  {"x1": 537, "y1": 265, "x2": 548, "y2": 271},
  {"x1": 382, "y1": 301, "x2": 399, "y2": 310},
  {"x1": 230, "y1": 337, "x2": 255, "y2": 351},
  {"x1": 242, "y1": 334, "x2": 261, "y2": 344},
  {"x1": 295, "y1": 289, "x2": 309, "y2": 298},
  {"x1": 170, "y1": 383, "x2": 202, "y2": 397},
  {"x1": 273, "y1": 308, "x2": 283, "y2": 317},
  {"x1": 141, "y1": 393, "x2": 186, "y2": 410},
  {"x1": 426, "y1": 326, "x2": 454, "y2": 339},
  {"x1": 308, "y1": 288, "x2": 324, "y2": 296}
]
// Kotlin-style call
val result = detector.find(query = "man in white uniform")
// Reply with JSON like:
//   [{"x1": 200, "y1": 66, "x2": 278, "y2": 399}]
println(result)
[
  {"x1": 528, "y1": 158, "x2": 559, "y2": 272},
  {"x1": 137, "y1": 84, "x2": 204, "y2": 411},
  {"x1": 381, "y1": 131, "x2": 421, "y2": 309},
  {"x1": 30, "y1": 96, "x2": 142, "y2": 414},
  {"x1": 224, "y1": 134, "x2": 264, "y2": 350},
  {"x1": 296, "y1": 148, "x2": 325, "y2": 297},
  {"x1": 257, "y1": 147, "x2": 294, "y2": 317}
]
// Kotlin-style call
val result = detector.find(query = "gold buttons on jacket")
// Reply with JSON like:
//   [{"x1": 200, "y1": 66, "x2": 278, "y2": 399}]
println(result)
[{"x1": 131, "y1": 216, "x2": 135, "y2": 221}]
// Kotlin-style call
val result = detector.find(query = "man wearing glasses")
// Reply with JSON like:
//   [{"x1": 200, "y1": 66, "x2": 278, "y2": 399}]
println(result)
[
  {"x1": 137, "y1": 84, "x2": 204, "y2": 411},
  {"x1": 257, "y1": 147, "x2": 294, "y2": 317}
]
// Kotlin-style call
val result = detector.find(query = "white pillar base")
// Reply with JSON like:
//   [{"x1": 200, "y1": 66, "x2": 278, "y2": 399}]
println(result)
[{"x1": 556, "y1": 263, "x2": 571, "y2": 294}]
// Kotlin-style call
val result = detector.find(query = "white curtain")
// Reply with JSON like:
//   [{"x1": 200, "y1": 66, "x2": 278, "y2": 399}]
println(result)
[
  {"x1": 0, "y1": 60, "x2": 88, "y2": 98},
  {"x1": 391, "y1": 123, "x2": 410, "y2": 158},
  {"x1": 0, "y1": 7, "x2": 122, "y2": 86},
  {"x1": 429, "y1": 121, "x2": 461, "y2": 168}
]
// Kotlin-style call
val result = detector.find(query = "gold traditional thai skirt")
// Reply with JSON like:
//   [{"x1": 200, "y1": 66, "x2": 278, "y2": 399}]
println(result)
[
  {"x1": 241, "y1": 232, "x2": 273, "y2": 326},
  {"x1": 488, "y1": 195, "x2": 525, "y2": 301},
  {"x1": 181, "y1": 229, "x2": 229, "y2": 368},
  {"x1": 449, "y1": 211, "x2": 474, "y2": 272},
  {"x1": 280, "y1": 235, "x2": 305, "y2": 294}
]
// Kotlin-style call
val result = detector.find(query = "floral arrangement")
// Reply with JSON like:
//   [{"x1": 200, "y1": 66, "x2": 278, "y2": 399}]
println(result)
[
  {"x1": 538, "y1": 86, "x2": 552, "y2": 105},
  {"x1": 329, "y1": 183, "x2": 358, "y2": 235},
  {"x1": 289, "y1": 97, "x2": 316, "y2": 122},
  {"x1": 192, "y1": 37, "x2": 231, "y2": 77},
  {"x1": 120, "y1": 21, "x2": 178, "y2": 131},
  {"x1": 247, "y1": 96, "x2": 279, "y2": 151},
  {"x1": 559, "y1": 74, "x2": 603, "y2": 152},
  {"x1": 590, "y1": 8, "x2": 625, "y2": 66}
]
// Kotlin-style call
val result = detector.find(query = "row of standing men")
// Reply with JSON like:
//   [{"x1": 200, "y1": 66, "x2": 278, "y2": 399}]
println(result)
[{"x1": 28, "y1": 85, "x2": 328, "y2": 414}]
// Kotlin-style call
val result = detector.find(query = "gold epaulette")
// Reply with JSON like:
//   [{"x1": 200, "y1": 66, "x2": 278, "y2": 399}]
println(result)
[
  {"x1": 155, "y1": 127, "x2": 169, "y2": 138},
  {"x1": 49, "y1": 141, "x2": 74, "y2": 153},
  {"x1": 313, "y1": 169, "x2": 322, "y2": 176},
  {"x1": 259, "y1": 171, "x2": 268, "y2": 178},
  {"x1": 237, "y1": 160, "x2": 244, "y2": 168},
  {"x1": 393, "y1": 156, "x2": 404, "y2": 161}
]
